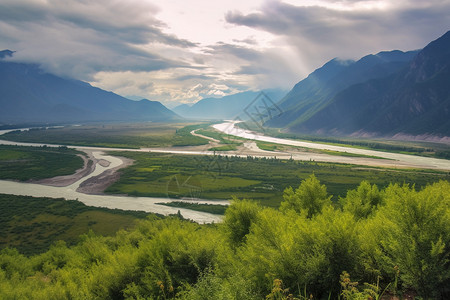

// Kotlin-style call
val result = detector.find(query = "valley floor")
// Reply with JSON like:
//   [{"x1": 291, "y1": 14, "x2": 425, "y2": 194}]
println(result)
[{"x1": 0, "y1": 121, "x2": 449, "y2": 223}]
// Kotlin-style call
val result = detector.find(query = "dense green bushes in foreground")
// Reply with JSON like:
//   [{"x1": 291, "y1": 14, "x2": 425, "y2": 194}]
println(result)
[{"x1": 1, "y1": 176, "x2": 449, "y2": 299}]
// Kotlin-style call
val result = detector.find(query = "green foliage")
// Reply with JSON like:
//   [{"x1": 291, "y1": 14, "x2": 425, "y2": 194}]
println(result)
[
  {"x1": 340, "y1": 271, "x2": 381, "y2": 300},
  {"x1": 363, "y1": 181, "x2": 450, "y2": 298},
  {"x1": 266, "y1": 279, "x2": 299, "y2": 300},
  {"x1": 223, "y1": 198, "x2": 261, "y2": 247},
  {"x1": 280, "y1": 174, "x2": 332, "y2": 218},
  {"x1": 340, "y1": 181, "x2": 382, "y2": 219},
  {"x1": 178, "y1": 270, "x2": 259, "y2": 300},
  {"x1": 0, "y1": 177, "x2": 449, "y2": 299}
]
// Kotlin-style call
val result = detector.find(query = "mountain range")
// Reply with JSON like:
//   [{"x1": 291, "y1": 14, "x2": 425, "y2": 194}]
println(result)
[
  {"x1": 0, "y1": 50, "x2": 178, "y2": 124},
  {"x1": 268, "y1": 31, "x2": 450, "y2": 138},
  {"x1": 173, "y1": 89, "x2": 286, "y2": 120},
  {"x1": 1, "y1": 30, "x2": 449, "y2": 139}
]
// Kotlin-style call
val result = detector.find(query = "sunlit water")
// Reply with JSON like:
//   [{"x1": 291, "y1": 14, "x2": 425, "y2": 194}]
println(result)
[{"x1": 213, "y1": 121, "x2": 450, "y2": 171}]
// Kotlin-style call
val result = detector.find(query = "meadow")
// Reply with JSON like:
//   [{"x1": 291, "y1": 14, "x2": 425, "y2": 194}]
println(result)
[
  {"x1": 105, "y1": 151, "x2": 450, "y2": 207},
  {"x1": 0, "y1": 194, "x2": 150, "y2": 255},
  {"x1": 0, "y1": 145, "x2": 84, "y2": 181},
  {"x1": 0, "y1": 122, "x2": 210, "y2": 148}
]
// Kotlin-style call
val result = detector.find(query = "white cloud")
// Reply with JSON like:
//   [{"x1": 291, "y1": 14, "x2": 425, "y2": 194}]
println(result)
[{"x1": 1, "y1": 0, "x2": 449, "y2": 106}]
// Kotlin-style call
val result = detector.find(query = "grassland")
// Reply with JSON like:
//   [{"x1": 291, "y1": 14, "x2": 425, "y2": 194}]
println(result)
[
  {"x1": 105, "y1": 152, "x2": 450, "y2": 207},
  {"x1": 0, "y1": 194, "x2": 151, "y2": 255},
  {"x1": 0, "y1": 145, "x2": 84, "y2": 181},
  {"x1": 0, "y1": 122, "x2": 210, "y2": 148},
  {"x1": 196, "y1": 128, "x2": 244, "y2": 143}
]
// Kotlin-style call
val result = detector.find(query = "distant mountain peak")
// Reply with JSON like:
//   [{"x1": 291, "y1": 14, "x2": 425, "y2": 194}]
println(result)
[
  {"x1": 0, "y1": 50, "x2": 14, "y2": 59},
  {"x1": 0, "y1": 57, "x2": 178, "y2": 124}
]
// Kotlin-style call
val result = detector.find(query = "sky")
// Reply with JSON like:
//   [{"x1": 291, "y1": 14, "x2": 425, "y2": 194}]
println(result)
[{"x1": 0, "y1": 0, "x2": 449, "y2": 107}]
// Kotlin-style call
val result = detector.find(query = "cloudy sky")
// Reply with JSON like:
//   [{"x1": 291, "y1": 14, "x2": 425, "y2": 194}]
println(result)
[{"x1": 1, "y1": 0, "x2": 449, "y2": 107}]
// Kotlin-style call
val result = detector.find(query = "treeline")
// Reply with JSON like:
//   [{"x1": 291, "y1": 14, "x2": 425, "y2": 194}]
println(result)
[{"x1": 0, "y1": 176, "x2": 449, "y2": 299}]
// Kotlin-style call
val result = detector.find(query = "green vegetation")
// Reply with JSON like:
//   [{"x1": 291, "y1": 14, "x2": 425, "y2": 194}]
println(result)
[
  {"x1": 0, "y1": 123, "x2": 210, "y2": 148},
  {"x1": 208, "y1": 145, "x2": 239, "y2": 151},
  {"x1": 196, "y1": 128, "x2": 244, "y2": 143},
  {"x1": 106, "y1": 152, "x2": 450, "y2": 207},
  {"x1": 256, "y1": 141, "x2": 279, "y2": 151},
  {"x1": 157, "y1": 201, "x2": 228, "y2": 215},
  {"x1": 0, "y1": 145, "x2": 84, "y2": 181},
  {"x1": 1, "y1": 177, "x2": 448, "y2": 299},
  {"x1": 197, "y1": 128, "x2": 244, "y2": 148},
  {"x1": 172, "y1": 124, "x2": 211, "y2": 146},
  {"x1": 0, "y1": 194, "x2": 150, "y2": 255}
]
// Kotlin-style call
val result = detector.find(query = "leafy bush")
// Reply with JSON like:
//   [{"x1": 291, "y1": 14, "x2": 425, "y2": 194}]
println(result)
[{"x1": 0, "y1": 177, "x2": 449, "y2": 299}]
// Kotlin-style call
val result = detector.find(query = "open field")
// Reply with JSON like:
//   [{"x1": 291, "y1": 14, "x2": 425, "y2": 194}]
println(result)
[
  {"x1": 0, "y1": 145, "x2": 84, "y2": 181},
  {"x1": 0, "y1": 194, "x2": 150, "y2": 255},
  {"x1": 105, "y1": 152, "x2": 450, "y2": 207},
  {"x1": 0, "y1": 122, "x2": 210, "y2": 149}
]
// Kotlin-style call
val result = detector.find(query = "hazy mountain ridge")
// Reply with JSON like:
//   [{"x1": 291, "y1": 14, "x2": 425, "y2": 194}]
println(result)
[
  {"x1": 0, "y1": 51, "x2": 178, "y2": 124},
  {"x1": 174, "y1": 89, "x2": 286, "y2": 120},
  {"x1": 289, "y1": 31, "x2": 450, "y2": 138}
]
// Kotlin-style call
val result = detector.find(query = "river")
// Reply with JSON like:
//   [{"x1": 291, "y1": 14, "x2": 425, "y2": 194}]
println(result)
[
  {"x1": 0, "y1": 130, "x2": 226, "y2": 223},
  {"x1": 1, "y1": 122, "x2": 449, "y2": 223},
  {"x1": 213, "y1": 121, "x2": 450, "y2": 171}
]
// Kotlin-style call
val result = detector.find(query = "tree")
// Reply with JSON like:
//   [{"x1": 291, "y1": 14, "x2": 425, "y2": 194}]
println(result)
[
  {"x1": 340, "y1": 181, "x2": 382, "y2": 219},
  {"x1": 366, "y1": 182, "x2": 450, "y2": 298},
  {"x1": 280, "y1": 174, "x2": 332, "y2": 218},
  {"x1": 222, "y1": 198, "x2": 261, "y2": 247}
]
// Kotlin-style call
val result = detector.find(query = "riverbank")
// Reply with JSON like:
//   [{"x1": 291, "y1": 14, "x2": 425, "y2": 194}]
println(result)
[{"x1": 213, "y1": 121, "x2": 450, "y2": 171}]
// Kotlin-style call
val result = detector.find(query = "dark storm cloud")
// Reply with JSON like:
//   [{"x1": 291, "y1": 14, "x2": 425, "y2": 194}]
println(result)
[{"x1": 0, "y1": 0, "x2": 197, "y2": 79}]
